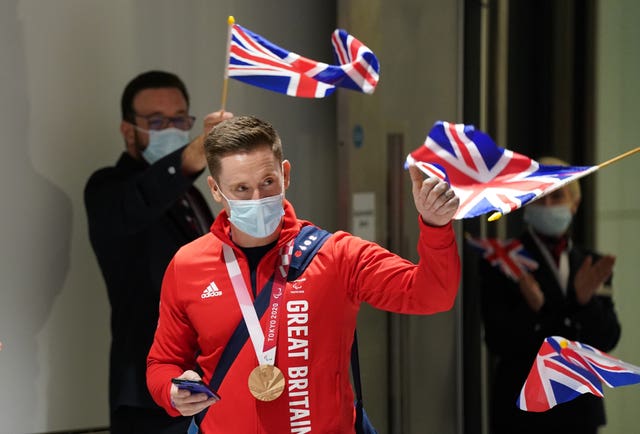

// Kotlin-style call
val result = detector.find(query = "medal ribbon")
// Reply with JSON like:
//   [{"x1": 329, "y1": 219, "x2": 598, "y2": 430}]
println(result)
[{"x1": 222, "y1": 240, "x2": 293, "y2": 366}]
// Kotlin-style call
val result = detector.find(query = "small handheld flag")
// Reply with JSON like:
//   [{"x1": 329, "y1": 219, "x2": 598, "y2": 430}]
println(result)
[
  {"x1": 517, "y1": 336, "x2": 640, "y2": 412},
  {"x1": 406, "y1": 121, "x2": 597, "y2": 220},
  {"x1": 226, "y1": 22, "x2": 380, "y2": 98},
  {"x1": 465, "y1": 234, "x2": 538, "y2": 281}
]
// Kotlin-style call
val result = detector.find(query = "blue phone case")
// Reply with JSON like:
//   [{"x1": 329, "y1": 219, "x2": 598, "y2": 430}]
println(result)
[{"x1": 172, "y1": 379, "x2": 221, "y2": 400}]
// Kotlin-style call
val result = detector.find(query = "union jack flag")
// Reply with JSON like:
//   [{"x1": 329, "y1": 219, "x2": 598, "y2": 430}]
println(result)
[
  {"x1": 227, "y1": 24, "x2": 380, "y2": 98},
  {"x1": 405, "y1": 121, "x2": 598, "y2": 219},
  {"x1": 465, "y1": 234, "x2": 538, "y2": 281},
  {"x1": 518, "y1": 336, "x2": 640, "y2": 412},
  {"x1": 413, "y1": 161, "x2": 449, "y2": 183}
]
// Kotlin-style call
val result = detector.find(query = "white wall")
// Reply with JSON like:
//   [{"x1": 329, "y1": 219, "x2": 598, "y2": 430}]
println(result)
[
  {"x1": 0, "y1": 1, "x2": 336, "y2": 432},
  {"x1": 595, "y1": 1, "x2": 640, "y2": 432}
]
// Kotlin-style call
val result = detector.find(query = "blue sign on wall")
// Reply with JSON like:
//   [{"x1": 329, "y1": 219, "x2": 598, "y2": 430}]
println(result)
[{"x1": 353, "y1": 124, "x2": 364, "y2": 149}]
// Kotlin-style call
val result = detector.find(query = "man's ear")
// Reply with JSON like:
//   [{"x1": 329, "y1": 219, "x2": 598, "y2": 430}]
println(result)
[
  {"x1": 208, "y1": 176, "x2": 223, "y2": 203},
  {"x1": 120, "y1": 121, "x2": 136, "y2": 153},
  {"x1": 282, "y1": 160, "x2": 291, "y2": 190}
]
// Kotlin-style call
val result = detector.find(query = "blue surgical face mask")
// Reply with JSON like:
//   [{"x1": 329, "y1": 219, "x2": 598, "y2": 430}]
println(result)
[
  {"x1": 217, "y1": 187, "x2": 285, "y2": 238},
  {"x1": 523, "y1": 204, "x2": 573, "y2": 237},
  {"x1": 135, "y1": 126, "x2": 189, "y2": 164}
]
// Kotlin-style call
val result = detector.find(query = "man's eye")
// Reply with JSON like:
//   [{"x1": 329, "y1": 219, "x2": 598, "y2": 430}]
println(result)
[{"x1": 148, "y1": 118, "x2": 165, "y2": 128}]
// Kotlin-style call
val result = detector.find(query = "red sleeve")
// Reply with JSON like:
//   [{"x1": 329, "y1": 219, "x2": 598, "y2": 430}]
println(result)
[
  {"x1": 334, "y1": 218, "x2": 460, "y2": 314},
  {"x1": 146, "y1": 257, "x2": 200, "y2": 416}
]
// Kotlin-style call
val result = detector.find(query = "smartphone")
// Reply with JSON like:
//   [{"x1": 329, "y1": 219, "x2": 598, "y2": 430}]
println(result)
[{"x1": 171, "y1": 378, "x2": 221, "y2": 401}]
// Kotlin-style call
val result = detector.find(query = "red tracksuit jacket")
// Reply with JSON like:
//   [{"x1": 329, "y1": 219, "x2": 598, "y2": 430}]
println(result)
[{"x1": 147, "y1": 200, "x2": 460, "y2": 433}]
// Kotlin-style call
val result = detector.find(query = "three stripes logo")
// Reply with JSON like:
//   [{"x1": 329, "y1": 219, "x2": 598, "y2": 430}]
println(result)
[{"x1": 201, "y1": 281, "x2": 223, "y2": 299}]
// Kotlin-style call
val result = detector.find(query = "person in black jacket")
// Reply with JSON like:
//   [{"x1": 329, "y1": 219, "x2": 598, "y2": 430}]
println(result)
[
  {"x1": 480, "y1": 157, "x2": 621, "y2": 434},
  {"x1": 84, "y1": 70, "x2": 232, "y2": 434}
]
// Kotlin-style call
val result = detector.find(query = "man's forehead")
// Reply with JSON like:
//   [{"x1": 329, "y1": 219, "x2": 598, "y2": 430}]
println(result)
[
  {"x1": 134, "y1": 87, "x2": 187, "y2": 111},
  {"x1": 218, "y1": 150, "x2": 281, "y2": 182}
]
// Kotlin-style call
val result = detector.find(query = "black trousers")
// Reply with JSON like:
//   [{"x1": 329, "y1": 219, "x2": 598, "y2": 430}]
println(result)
[{"x1": 111, "y1": 406, "x2": 191, "y2": 434}]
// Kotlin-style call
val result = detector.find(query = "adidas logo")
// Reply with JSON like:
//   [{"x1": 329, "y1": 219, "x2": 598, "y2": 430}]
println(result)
[{"x1": 201, "y1": 281, "x2": 223, "y2": 299}]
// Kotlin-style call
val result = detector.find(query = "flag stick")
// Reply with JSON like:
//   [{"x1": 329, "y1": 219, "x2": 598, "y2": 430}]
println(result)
[
  {"x1": 596, "y1": 146, "x2": 640, "y2": 169},
  {"x1": 487, "y1": 146, "x2": 640, "y2": 222},
  {"x1": 220, "y1": 15, "x2": 235, "y2": 112}
]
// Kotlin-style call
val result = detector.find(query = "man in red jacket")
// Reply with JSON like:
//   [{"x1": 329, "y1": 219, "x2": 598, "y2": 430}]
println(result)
[{"x1": 147, "y1": 115, "x2": 461, "y2": 433}]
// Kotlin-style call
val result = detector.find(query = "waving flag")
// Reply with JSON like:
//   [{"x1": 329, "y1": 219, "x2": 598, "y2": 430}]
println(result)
[
  {"x1": 518, "y1": 336, "x2": 640, "y2": 412},
  {"x1": 405, "y1": 121, "x2": 598, "y2": 220},
  {"x1": 227, "y1": 23, "x2": 380, "y2": 98},
  {"x1": 413, "y1": 161, "x2": 449, "y2": 183},
  {"x1": 465, "y1": 234, "x2": 538, "y2": 281}
]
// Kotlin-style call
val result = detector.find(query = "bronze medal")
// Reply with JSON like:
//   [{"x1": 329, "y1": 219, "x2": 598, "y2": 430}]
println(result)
[{"x1": 248, "y1": 365, "x2": 285, "y2": 401}]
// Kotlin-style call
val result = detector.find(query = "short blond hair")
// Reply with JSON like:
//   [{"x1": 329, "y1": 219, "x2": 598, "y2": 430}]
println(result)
[{"x1": 538, "y1": 156, "x2": 581, "y2": 201}]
